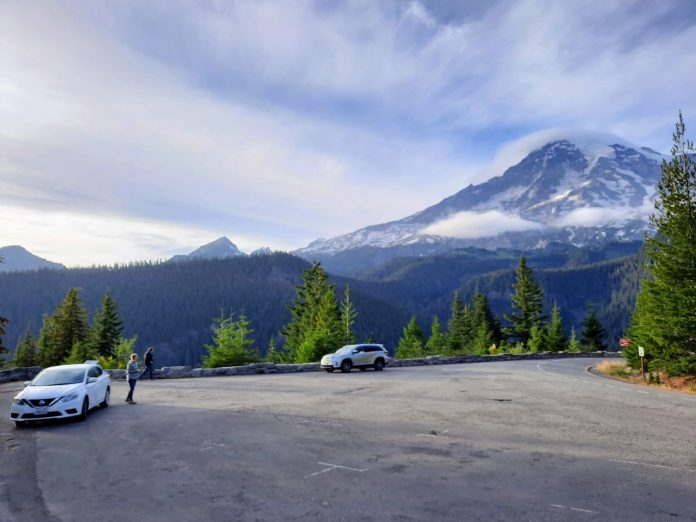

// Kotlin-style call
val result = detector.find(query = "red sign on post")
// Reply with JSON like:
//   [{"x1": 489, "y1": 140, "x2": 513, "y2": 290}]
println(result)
[{"x1": 619, "y1": 338, "x2": 632, "y2": 347}]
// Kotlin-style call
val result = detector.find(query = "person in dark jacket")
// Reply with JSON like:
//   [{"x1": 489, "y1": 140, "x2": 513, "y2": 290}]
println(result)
[{"x1": 141, "y1": 347, "x2": 154, "y2": 380}]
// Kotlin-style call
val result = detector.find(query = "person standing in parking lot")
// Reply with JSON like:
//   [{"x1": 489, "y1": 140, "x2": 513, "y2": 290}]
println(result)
[
  {"x1": 125, "y1": 353, "x2": 140, "y2": 404},
  {"x1": 141, "y1": 347, "x2": 154, "y2": 380}
]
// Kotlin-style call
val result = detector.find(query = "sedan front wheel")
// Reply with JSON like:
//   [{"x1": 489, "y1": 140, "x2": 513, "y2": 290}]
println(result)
[
  {"x1": 100, "y1": 387, "x2": 110, "y2": 408},
  {"x1": 78, "y1": 397, "x2": 88, "y2": 422}
]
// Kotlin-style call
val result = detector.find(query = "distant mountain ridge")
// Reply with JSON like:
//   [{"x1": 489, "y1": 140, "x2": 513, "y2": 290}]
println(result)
[
  {"x1": 169, "y1": 236, "x2": 275, "y2": 263},
  {"x1": 0, "y1": 245, "x2": 65, "y2": 273},
  {"x1": 296, "y1": 131, "x2": 664, "y2": 260}
]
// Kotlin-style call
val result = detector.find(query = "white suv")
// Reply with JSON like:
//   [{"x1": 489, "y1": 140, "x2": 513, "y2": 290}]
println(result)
[{"x1": 320, "y1": 344, "x2": 389, "y2": 373}]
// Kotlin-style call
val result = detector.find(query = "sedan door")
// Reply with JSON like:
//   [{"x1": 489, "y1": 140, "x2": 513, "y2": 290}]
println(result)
[{"x1": 86, "y1": 367, "x2": 101, "y2": 407}]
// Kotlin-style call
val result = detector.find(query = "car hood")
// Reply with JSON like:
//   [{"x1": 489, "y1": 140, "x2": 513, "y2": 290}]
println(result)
[{"x1": 19, "y1": 383, "x2": 83, "y2": 399}]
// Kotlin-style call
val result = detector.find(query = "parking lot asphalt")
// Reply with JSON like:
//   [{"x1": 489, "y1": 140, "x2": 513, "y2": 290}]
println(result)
[{"x1": 1, "y1": 358, "x2": 695, "y2": 522}]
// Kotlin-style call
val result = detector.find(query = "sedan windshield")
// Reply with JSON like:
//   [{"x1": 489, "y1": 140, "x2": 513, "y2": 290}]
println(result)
[{"x1": 32, "y1": 369, "x2": 85, "y2": 386}]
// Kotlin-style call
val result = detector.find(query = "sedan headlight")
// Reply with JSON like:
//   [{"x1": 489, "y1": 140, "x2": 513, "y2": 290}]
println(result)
[
  {"x1": 13, "y1": 397, "x2": 26, "y2": 405},
  {"x1": 61, "y1": 392, "x2": 80, "y2": 403}
]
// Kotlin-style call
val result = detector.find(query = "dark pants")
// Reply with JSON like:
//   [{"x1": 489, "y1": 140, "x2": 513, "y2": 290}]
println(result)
[
  {"x1": 141, "y1": 363, "x2": 153, "y2": 380},
  {"x1": 126, "y1": 379, "x2": 137, "y2": 402}
]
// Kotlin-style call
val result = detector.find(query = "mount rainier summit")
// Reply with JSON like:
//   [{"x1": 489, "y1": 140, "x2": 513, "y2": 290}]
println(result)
[{"x1": 296, "y1": 131, "x2": 664, "y2": 258}]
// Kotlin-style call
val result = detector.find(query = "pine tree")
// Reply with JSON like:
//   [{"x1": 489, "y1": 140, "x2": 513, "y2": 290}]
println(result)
[
  {"x1": 567, "y1": 327, "x2": 580, "y2": 352},
  {"x1": 0, "y1": 257, "x2": 8, "y2": 355},
  {"x1": 339, "y1": 285, "x2": 357, "y2": 345},
  {"x1": 628, "y1": 113, "x2": 696, "y2": 375},
  {"x1": 295, "y1": 289, "x2": 344, "y2": 363},
  {"x1": 37, "y1": 288, "x2": 90, "y2": 366},
  {"x1": 472, "y1": 320, "x2": 495, "y2": 355},
  {"x1": 282, "y1": 263, "x2": 341, "y2": 362},
  {"x1": 528, "y1": 324, "x2": 546, "y2": 353},
  {"x1": 447, "y1": 292, "x2": 474, "y2": 353},
  {"x1": 425, "y1": 316, "x2": 447, "y2": 355},
  {"x1": 504, "y1": 256, "x2": 546, "y2": 347},
  {"x1": 546, "y1": 304, "x2": 567, "y2": 352},
  {"x1": 471, "y1": 290, "x2": 501, "y2": 353},
  {"x1": 264, "y1": 337, "x2": 285, "y2": 363},
  {"x1": 89, "y1": 292, "x2": 123, "y2": 358},
  {"x1": 396, "y1": 317, "x2": 426, "y2": 358},
  {"x1": 14, "y1": 325, "x2": 39, "y2": 367},
  {"x1": 203, "y1": 311, "x2": 257, "y2": 368},
  {"x1": 581, "y1": 306, "x2": 607, "y2": 352},
  {"x1": 0, "y1": 315, "x2": 8, "y2": 357}
]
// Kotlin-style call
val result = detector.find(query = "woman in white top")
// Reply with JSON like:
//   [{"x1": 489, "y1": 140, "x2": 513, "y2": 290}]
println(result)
[{"x1": 125, "y1": 353, "x2": 140, "y2": 404}]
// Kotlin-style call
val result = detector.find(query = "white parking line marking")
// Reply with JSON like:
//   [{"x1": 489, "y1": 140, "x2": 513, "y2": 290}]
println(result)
[
  {"x1": 306, "y1": 462, "x2": 368, "y2": 478},
  {"x1": 637, "y1": 391, "x2": 649, "y2": 395},
  {"x1": 570, "y1": 507, "x2": 598, "y2": 514},
  {"x1": 605, "y1": 385, "x2": 615, "y2": 388},
  {"x1": 609, "y1": 459, "x2": 696, "y2": 473},
  {"x1": 550, "y1": 504, "x2": 598, "y2": 515}
]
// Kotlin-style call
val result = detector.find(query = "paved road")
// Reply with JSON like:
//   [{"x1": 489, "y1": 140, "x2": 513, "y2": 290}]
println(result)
[{"x1": 1, "y1": 358, "x2": 695, "y2": 521}]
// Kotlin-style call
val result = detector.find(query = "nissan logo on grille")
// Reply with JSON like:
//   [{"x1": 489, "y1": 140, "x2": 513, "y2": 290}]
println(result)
[{"x1": 39, "y1": 400, "x2": 45, "y2": 406}]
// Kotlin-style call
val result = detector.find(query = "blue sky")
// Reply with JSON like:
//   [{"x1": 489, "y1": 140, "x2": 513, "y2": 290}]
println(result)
[{"x1": 1, "y1": 0, "x2": 695, "y2": 266}]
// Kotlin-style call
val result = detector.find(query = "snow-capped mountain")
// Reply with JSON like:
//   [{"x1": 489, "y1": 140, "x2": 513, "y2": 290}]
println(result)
[
  {"x1": 296, "y1": 131, "x2": 664, "y2": 256},
  {"x1": 250, "y1": 247, "x2": 273, "y2": 256},
  {"x1": 169, "y1": 237, "x2": 247, "y2": 262},
  {"x1": 0, "y1": 245, "x2": 66, "y2": 272}
]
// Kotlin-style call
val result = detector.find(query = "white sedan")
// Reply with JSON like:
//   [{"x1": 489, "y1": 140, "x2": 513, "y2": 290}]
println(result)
[{"x1": 10, "y1": 362, "x2": 111, "y2": 427}]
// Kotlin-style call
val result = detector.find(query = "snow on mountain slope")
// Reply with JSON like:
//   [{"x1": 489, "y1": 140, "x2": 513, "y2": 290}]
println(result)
[{"x1": 296, "y1": 131, "x2": 664, "y2": 256}]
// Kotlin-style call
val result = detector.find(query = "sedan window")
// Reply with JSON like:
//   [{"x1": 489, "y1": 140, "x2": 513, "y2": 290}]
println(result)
[{"x1": 32, "y1": 369, "x2": 86, "y2": 386}]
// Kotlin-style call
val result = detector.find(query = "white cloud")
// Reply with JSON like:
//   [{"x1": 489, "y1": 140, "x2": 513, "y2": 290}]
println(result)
[
  {"x1": 555, "y1": 202, "x2": 654, "y2": 228},
  {"x1": 421, "y1": 210, "x2": 542, "y2": 239}
]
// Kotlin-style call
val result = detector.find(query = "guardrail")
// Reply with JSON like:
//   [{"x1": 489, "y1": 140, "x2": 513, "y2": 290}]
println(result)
[{"x1": 0, "y1": 351, "x2": 621, "y2": 383}]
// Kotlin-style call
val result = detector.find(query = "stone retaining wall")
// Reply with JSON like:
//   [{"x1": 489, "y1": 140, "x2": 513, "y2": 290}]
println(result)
[{"x1": 0, "y1": 351, "x2": 620, "y2": 383}]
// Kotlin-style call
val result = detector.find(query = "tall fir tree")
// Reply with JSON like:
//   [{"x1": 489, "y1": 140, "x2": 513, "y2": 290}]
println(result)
[
  {"x1": 425, "y1": 316, "x2": 447, "y2": 355},
  {"x1": 546, "y1": 304, "x2": 567, "y2": 352},
  {"x1": 295, "y1": 289, "x2": 344, "y2": 363},
  {"x1": 447, "y1": 292, "x2": 474, "y2": 353},
  {"x1": 504, "y1": 256, "x2": 546, "y2": 347},
  {"x1": 0, "y1": 257, "x2": 7, "y2": 355},
  {"x1": 581, "y1": 306, "x2": 607, "y2": 352},
  {"x1": 282, "y1": 263, "x2": 341, "y2": 362},
  {"x1": 89, "y1": 292, "x2": 123, "y2": 358},
  {"x1": 203, "y1": 311, "x2": 257, "y2": 368},
  {"x1": 37, "y1": 288, "x2": 90, "y2": 366},
  {"x1": 339, "y1": 285, "x2": 357, "y2": 346},
  {"x1": 14, "y1": 325, "x2": 39, "y2": 367},
  {"x1": 628, "y1": 113, "x2": 696, "y2": 375},
  {"x1": 396, "y1": 317, "x2": 426, "y2": 358},
  {"x1": 471, "y1": 290, "x2": 501, "y2": 351}
]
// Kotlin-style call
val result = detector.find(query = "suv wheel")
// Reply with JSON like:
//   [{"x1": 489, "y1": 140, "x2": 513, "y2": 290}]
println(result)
[
  {"x1": 374, "y1": 358, "x2": 385, "y2": 371},
  {"x1": 340, "y1": 360, "x2": 352, "y2": 373}
]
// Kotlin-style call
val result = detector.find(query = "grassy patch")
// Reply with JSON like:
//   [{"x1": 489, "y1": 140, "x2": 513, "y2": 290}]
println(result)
[
  {"x1": 596, "y1": 360, "x2": 632, "y2": 378},
  {"x1": 595, "y1": 359, "x2": 696, "y2": 395}
]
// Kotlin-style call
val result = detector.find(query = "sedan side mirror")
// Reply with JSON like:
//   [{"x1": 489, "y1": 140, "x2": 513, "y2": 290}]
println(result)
[
  {"x1": 23, "y1": 381, "x2": 30, "y2": 387},
  {"x1": 87, "y1": 377, "x2": 98, "y2": 384}
]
